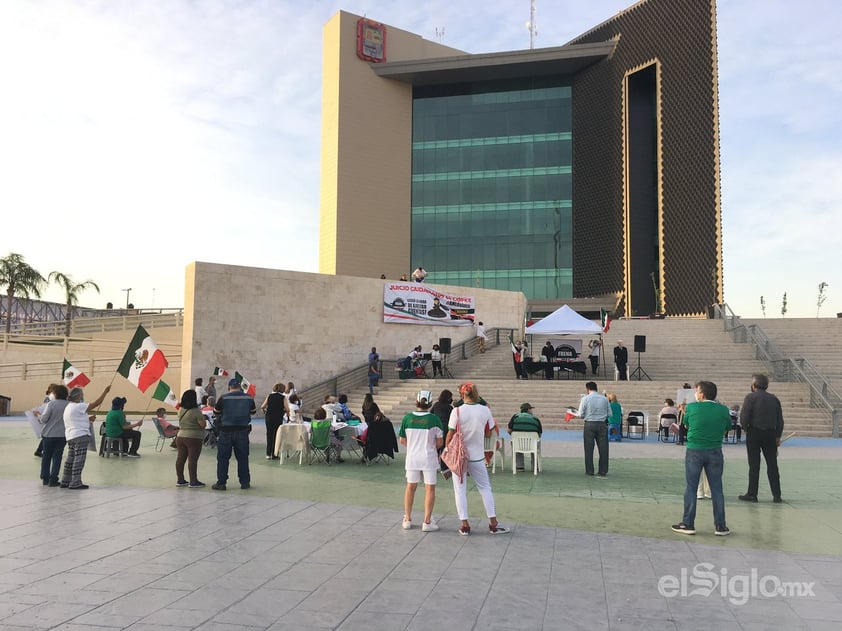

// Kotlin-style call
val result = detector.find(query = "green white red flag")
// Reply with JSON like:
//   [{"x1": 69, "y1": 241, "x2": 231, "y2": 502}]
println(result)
[
  {"x1": 235, "y1": 371, "x2": 256, "y2": 397},
  {"x1": 152, "y1": 380, "x2": 179, "y2": 408},
  {"x1": 600, "y1": 308, "x2": 611, "y2": 333},
  {"x1": 117, "y1": 325, "x2": 168, "y2": 393},
  {"x1": 62, "y1": 359, "x2": 90, "y2": 388},
  {"x1": 213, "y1": 367, "x2": 229, "y2": 377}
]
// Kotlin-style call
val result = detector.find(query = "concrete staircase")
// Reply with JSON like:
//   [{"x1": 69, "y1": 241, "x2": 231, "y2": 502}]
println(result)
[
  {"x1": 743, "y1": 317, "x2": 842, "y2": 391},
  {"x1": 335, "y1": 319, "x2": 835, "y2": 437}
]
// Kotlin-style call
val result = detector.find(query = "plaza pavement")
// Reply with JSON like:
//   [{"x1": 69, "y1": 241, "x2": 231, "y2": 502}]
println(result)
[{"x1": 0, "y1": 418, "x2": 840, "y2": 630}]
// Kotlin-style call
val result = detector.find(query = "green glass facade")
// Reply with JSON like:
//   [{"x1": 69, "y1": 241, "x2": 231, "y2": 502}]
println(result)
[{"x1": 411, "y1": 77, "x2": 573, "y2": 300}]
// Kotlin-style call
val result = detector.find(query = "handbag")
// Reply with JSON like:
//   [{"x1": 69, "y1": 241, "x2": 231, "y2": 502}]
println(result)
[{"x1": 441, "y1": 408, "x2": 468, "y2": 482}]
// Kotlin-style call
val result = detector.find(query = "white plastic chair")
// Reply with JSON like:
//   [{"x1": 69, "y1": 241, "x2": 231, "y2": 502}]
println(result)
[
  {"x1": 483, "y1": 433, "x2": 505, "y2": 474},
  {"x1": 275, "y1": 424, "x2": 309, "y2": 465},
  {"x1": 510, "y1": 432, "x2": 541, "y2": 475}
]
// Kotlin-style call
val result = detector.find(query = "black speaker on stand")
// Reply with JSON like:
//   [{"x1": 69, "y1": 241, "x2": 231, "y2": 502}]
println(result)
[
  {"x1": 630, "y1": 335, "x2": 651, "y2": 381},
  {"x1": 438, "y1": 337, "x2": 454, "y2": 378}
]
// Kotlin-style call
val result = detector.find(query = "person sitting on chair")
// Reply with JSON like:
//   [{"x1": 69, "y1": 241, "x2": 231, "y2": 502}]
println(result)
[
  {"x1": 337, "y1": 394, "x2": 360, "y2": 421},
  {"x1": 607, "y1": 393, "x2": 623, "y2": 442},
  {"x1": 156, "y1": 407, "x2": 179, "y2": 449},
  {"x1": 729, "y1": 404, "x2": 742, "y2": 443},
  {"x1": 670, "y1": 402, "x2": 688, "y2": 445},
  {"x1": 104, "y1": 397, "x2": 142, "y2": 457},
  {"x1": 312, "y1": 407, "x2": 344, "y2": 463},
  {"x1": 659, "y1": 398, "x2": 680, "y2": 440},
  {"x1": 508, "y1": 403, "x2": 543, "y2": 471}
]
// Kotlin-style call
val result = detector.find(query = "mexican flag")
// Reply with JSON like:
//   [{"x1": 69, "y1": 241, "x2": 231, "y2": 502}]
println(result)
[
  {"x1": 600, "y1": 308, "x2": 611, "y2": 333},
  {"x1": 213, "y1": 367, "x2": 229, "y2": 377},
  {"x1": 152, "y1": 380, "x2": 179, "y2": 408},
  {"x1": 62, "y1": 359, "x2": 90, "y2": 388},
  {"x1": 235, "y1": 371, "x2": 257, "y2": 397},
  {"x1": 117, "y1": 325, "x2": 168, "y2": 393}
]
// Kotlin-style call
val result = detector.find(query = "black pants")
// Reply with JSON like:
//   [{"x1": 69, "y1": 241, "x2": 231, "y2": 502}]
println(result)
[
  {"x1": 616, "y1": 363, "x2": 628, "y2": 380},
  {"x1": 119, "y1": 429, "x2": 141, "y2": 454},
  {"x1": 589, "y1": 355, "x2": 599, "y2": 375},
  {"x1": 745, "y1": 428, "x2": 781, "y2": 498},
  {"x1": 432, "y1": 360, "x2": 442, "y2": 377},
  {"x1": 265, "y1": 416, "x2": 283, "y2": 457},
  {"x1": 583, "y1": 421, "x2": 609, "y2": 475}
]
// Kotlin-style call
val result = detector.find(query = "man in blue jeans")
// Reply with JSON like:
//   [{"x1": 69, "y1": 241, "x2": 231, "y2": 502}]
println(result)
[
  {"x1": 577, "y1": 381, "x2": 611, "y2": 477},
  {"x1": 672, "y1": 380, "x2": 732, "y2": 536},
  {"x1": 213, "y1": 378, "x2": 257, "y2": 490}
]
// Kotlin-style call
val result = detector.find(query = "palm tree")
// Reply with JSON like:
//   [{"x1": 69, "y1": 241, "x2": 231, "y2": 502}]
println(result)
[
  {"x1": 48, "y1": 272, "x2": 100, "y2": 337},
  {"x1": 0, "y1": 253, "x2": 46, "y2": 334}
]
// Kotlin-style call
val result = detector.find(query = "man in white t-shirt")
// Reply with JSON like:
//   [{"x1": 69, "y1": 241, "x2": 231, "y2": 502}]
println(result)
[
  {"x1": 398, "y1": 390, "x2": 444, "y2": 532},
  {"x1": 475, "y1": 321, "x2": 488, "y2": 353}
]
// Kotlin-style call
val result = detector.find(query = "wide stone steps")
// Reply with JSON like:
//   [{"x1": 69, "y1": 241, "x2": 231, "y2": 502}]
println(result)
[{"x1": 332, "y1": 318, "x2": 838, "y2": 437}]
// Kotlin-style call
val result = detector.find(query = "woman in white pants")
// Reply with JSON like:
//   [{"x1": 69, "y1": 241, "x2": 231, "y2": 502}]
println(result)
[{"x1": 447, "y1": 382, "x2": 510, "y2": 536}]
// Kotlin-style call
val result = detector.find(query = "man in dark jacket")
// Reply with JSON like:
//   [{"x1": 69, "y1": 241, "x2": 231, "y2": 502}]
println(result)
[
  {"x1": 738, "y1": 374, "x2": 784, "y2": 503},
  {"x1": 213, "y1": 378, "x2": 256, "y2": 491}
]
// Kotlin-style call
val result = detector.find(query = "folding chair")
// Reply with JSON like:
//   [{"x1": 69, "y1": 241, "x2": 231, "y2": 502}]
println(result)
[
  {"x1": 337, "y1": 426, "x2": 363, "y2": 462},
  {"x1": 151, "y1": 418, "x2": 170, "y2": 452},
  {"x1": 625, "y1": 412, "x2": 646, "y2": 440},
  {"x1": 364, "y1": 419, "x2": 398, "y2": 465},
  {"x1": 657, "y1": 414, "x2": 677, "y2": 443},
  {"x1": 309, "y1": 419, "x2": 333, "y2": 465}
]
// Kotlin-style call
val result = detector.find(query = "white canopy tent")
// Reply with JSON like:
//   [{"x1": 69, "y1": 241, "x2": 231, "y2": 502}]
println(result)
[
  {"x1": 525, "y1": 304, "x2": 602, "y2": 335},
  {"x1": 525, "y1": 304, "x2": 605, "y2": 379}
]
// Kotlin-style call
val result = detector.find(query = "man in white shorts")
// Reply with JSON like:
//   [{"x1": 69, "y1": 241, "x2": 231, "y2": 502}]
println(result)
[{"x1": 398, "y1": 390, "x2": 444, "y2": 532}]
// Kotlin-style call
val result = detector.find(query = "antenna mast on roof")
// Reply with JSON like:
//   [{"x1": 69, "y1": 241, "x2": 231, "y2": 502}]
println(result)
[
  {"x1": 435, "y1": 26, "x2": 445, "y2": 43},
  {"x1": 527, "y1": 0, "x2": 538, "y2": 49}
]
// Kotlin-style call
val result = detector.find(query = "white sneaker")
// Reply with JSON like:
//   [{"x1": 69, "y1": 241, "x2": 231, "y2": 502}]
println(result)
[
  {"x1": 401, "y1": 518, "x2": 412, "y2": 530},
  {"x1": 422, "y1": 521, "x2": 439, "y2": 532}
]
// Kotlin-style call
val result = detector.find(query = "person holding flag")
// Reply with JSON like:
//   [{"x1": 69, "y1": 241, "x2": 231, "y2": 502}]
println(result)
[{"x1": 61, "y1": 383, "x2": 111, "y2": 489}]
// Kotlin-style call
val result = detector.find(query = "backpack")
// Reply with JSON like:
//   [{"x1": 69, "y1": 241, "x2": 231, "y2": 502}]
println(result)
[{"x1": 441, "y1": 407, "x2": 468, "y2": 482}]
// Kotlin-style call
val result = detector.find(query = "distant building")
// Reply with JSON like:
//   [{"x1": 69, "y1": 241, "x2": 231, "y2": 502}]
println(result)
[{"x1": 319, "y1": 0, "x2": 722, "y2": 317}]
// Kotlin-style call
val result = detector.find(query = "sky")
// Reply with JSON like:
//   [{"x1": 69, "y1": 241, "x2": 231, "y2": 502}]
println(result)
[{"x1": 1, "y1": 0, "x2": 839, "y2": 318}]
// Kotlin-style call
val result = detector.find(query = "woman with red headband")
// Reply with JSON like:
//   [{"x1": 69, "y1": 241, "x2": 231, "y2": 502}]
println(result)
[{"x1": 446, "y1": 382, "x2": 510, "y2": 536}]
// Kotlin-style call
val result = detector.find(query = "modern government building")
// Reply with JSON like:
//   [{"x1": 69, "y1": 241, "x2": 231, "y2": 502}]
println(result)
[{"x1": 319, "y1": 0, "x2": 722, "y2": 318}]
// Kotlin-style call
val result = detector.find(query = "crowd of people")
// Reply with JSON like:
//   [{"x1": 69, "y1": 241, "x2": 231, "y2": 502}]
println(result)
[{"x1": 30, "y1": 361, "x2": 785, "y2": 539}]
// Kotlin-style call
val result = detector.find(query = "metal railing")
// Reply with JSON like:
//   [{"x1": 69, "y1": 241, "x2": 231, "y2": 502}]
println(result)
[
  {"x1": 1, "y1": 311, "x2": 184, "y2": 351},
  {"x1": 0, "y1": 356, "x2": 182, "y2": 383},
  {"x1": 3, "y1": 309, "x2": 184, "y2": 339},
  {"x1": 716, "y1": 303, "x2": 841, "y2": 437},
  {"x1": 297, "y1": 328, "x2": 516, "y2": 415}
]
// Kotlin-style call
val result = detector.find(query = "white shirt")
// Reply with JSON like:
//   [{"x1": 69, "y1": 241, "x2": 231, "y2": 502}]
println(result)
[
  {"x1": 63, "y1": 401, "x2": 92, "y2": 441},
  {"x1": 448, "y1": 403, "x2": 493, "y2": 462},
  {"x1": 402, "y1": 412, "x2": 443, "y2": 471},
  {"x1": 195, "y1": 385, "x2": 208, "y2": 402}
]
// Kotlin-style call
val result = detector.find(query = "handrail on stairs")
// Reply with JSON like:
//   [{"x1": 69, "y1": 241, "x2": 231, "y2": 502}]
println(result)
[
  {"x1": 715, "y1": 303, "x2": 840, "y2": 437},
  {"x1": 297, "y1": 328, "x2": 516, "y2": 416}
]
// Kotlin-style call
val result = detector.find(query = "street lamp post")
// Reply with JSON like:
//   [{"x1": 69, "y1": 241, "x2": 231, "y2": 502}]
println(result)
[{"x1": 122, "y1": 288, "x2": 132, "y2": 309}]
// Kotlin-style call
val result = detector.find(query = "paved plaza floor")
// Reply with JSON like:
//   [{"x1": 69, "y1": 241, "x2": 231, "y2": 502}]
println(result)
[{"x1": 0, "y1": 419, "x2": 840, "y2": 630}]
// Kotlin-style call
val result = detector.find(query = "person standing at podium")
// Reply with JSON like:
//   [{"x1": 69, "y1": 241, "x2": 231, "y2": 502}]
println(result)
[{"x1": 613, "y1": 340, "x2": 629, "y2": 381}]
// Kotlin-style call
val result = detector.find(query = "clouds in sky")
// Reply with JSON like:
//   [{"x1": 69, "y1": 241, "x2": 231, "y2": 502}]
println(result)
[{"x1": 1, "y1": 0, "x2": 839, "y2": 316}]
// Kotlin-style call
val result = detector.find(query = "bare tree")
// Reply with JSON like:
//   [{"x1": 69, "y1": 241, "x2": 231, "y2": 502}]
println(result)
[
  {"x1": 0, "y1": 252, "x2": 46, "y2": 334},
  {"x1": 48, "y1": 272, "x2": 100, "y2": 337},
  {"x1": 817, "y1": 282, "x2": 828, "y2": 317}
]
